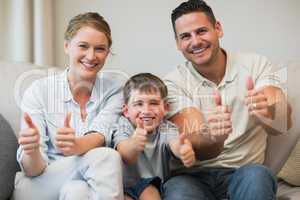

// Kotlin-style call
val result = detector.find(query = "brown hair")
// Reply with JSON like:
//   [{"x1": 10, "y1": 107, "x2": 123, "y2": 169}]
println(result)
[
  {"x1": 171, "y1": 0, "x2": 216, "y2": 37},
  {"x1": 123, "y1": 73, "x2": 168, "y2": 104},
  {"x1": 64, "y1": 12, "x2": 112, "y2": 47}
]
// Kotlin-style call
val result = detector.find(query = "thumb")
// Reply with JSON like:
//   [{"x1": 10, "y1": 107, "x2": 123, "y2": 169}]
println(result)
[
  {"x1": 246, "y1": 76, "x2": 254, "y2": 91},
  {"x1": 24, "y1": 112, "x2": 36, "y2": 129},
  {"x1": 136, "y1": 118, "x2": 144, "y2": 129},
  {"x1": 213, "y1": 90, "x2": 222, "y2": 106},
  {"x1": 179, "y1": 133, "x2": 185, "y2": 146},
  {"x1": 64, "y1": 112, "x2": 71, "y2": 128}
]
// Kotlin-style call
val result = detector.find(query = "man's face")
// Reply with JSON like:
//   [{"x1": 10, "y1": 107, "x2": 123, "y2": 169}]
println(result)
[
  {"x1": 175, "y1": 12, "x2": 223, "y2": 68},
  {"x1": 123, "y1": 90, "x2": 168, "y2": 133}
]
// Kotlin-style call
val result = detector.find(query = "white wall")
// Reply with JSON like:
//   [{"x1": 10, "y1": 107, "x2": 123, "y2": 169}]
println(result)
[
  {"x1": 52, "y1": 0, "x2": 300, "y2": 77},
  {"x1": 0, "y1": 0, "x2": 10, "y2": 60}
]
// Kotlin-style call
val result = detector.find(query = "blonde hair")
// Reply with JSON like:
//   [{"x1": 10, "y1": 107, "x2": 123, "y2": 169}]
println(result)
[{"x1": 64, "y1": 12, "x2": 112, "y2": 47}]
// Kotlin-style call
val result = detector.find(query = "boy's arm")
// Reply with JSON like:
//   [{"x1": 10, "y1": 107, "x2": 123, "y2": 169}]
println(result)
[{"x1": 116, "y1": 123, "x2": 148, "y2": 165}]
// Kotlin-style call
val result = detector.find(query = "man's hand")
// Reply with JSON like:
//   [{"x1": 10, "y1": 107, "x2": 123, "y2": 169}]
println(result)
[
  {"x1": 18, "y1": 113, "x2": 40, "y2": 155},
  {"x1": 130, "y1": 119, "x2": 148, "y2": 152},
  {"x1": 206, "y1": 91, "x2": 232, "y2": 142},
  {"x1": 178, "y1": 133, "x2": 195, "y2": 167},
  {"x1": 245, "y1": 77, "x2": 273, "y2": 120},
  {"x1": 55, "y1": 113, "x2": 78, "y2": 156}
]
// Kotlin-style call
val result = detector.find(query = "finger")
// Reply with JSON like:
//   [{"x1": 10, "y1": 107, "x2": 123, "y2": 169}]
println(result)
[
  {"x1": 18, "y1": 135, "x2": 39, "y2": 145},
  {"x1": 179, "y1": 133, "x2": 185, "y2": 145},
  {"x1": 207, "y1": 113, "x2": 231, "y2": 123},
  {"x1": 209, "y1": 121, "x2": 232, "y2": 131},
  {"x1": 213, "y1": 90, "x2": 222, "y2": 106},
  {"x1": 210, "y1": 127, "x2": 232, "y2": 136},
  {"x1": 246, "y1": 76, "x2": 254, "y2": 91},
  {"x1": 249, "y1": 101, "x2": 268, "y2": 111},
  {"x1": 245, "y1": 93, "x2": 267, "y2": 105},
  {"x1": 19, "y1": 128, "x2": 38, "y2": 137},
  {"x1": 56, "y1": 141, "x2": 74, "y2": 148},
  {"x1": 24, "y1": 113, "x2": 36, "y2": 129},
  {"x1": 214, "y1": 105, "x2": 230, "y2": 113},
  {"x1": 22, "y1": 143, "x2": 39, "y2": 151},
  {"x1": 55, "y1": 134, "x2": 75, "y2": 142},
  {"x1": 57, "y1": 127, "x2": 75, "y2": 135},
  {"x1": 136, "y1": 118, "x2": 144, "y2": 129},
  {"x1": 24, "y1": 149, "x2": 39, "y2": 155},
  {"x1": 64, "y1": 112, "x2": 72, "y2": 128}
]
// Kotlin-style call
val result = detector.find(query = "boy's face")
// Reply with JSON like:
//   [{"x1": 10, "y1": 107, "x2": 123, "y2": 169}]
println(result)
[{"x1": 123, "y1": 90, "x2": 168, "y2": 133}]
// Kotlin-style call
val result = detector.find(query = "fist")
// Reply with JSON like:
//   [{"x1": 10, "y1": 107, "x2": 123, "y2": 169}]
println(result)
[{"x1": 18, "y1": 113, "x2": 40, "y2": 155}]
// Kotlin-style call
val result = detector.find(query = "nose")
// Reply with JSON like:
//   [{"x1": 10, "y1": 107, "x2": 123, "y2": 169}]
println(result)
[
  {"x1": 142, "y1": 104, "x2": 151, "y2": 113},
  {"x1": 191, "y1": 33, "x2": 202, "y2": 46},
  {"x1": 86, "y1": 48, "x2": 96, "y2": 60}
]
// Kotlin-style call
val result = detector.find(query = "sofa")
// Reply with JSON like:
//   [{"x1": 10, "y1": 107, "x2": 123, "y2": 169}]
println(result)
[{"x1": 0, "y1": 60, "x2": 299, "y2": 200}]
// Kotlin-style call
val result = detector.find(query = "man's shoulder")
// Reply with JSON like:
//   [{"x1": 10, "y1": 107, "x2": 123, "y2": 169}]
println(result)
[
  {"x1": 228, "y1": 51, "x2": 269, "y2": 66},
  {"x1": 163, "y1": 62, "x2": 191, "y2": 85}
]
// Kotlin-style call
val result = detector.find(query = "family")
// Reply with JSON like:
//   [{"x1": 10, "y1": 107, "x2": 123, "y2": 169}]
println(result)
[{"x1": 13, "y1": 0, "x2": 292, "y2": 200}]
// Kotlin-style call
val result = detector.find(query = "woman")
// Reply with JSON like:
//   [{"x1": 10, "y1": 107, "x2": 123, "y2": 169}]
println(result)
[{"x1": 14, "y1": 12, "x2": 124, "y2": 200}]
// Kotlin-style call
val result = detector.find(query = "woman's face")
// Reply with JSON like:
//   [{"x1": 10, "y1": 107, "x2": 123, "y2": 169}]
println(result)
[{"x1": 64, "y1": 26, "x2": 110, "y2": 81}]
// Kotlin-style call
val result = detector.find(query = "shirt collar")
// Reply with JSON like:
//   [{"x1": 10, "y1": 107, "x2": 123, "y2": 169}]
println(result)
[
  {"x1": 62, "y1": 68, "x2": 100, "y2": 103},
  {"x1": 62, "y1": 69, "x2": 72, "y2": 102},
  {"x1": 185, "y1": 49, "x2": 238, "y2": 86}
]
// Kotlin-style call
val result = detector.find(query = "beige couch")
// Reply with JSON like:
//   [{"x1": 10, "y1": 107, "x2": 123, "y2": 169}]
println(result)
[{"x1": 0, "y1": 60, "x2": 299, "y2": 199}]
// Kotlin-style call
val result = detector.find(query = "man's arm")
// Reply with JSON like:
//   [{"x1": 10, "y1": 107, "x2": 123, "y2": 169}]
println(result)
[
  {"x1": 170, "y1": 107, "x2": 227, "y2": 160},
  {"x1": 245, "y1": 80, "x2": 292, "y2": 135}
]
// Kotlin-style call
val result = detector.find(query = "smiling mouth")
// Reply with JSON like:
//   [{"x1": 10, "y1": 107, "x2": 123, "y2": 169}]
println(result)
[
  {"x1": 80, "y1": 61, "x2": 98, "y2": 69},
  {"x1": 190, "y1": 45, "x2": 210, "y2": 55}
]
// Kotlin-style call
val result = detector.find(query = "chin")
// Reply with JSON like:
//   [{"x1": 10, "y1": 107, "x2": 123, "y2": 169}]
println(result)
[{"x1": 145, "y1": 125, "x2": 159, "y2": 133}]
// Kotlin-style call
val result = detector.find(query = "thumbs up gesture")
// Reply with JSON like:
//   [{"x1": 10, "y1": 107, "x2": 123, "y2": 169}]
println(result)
[
  {"x1": 55, "y1": 112, "x2": 78, "y2": 156},
  {"x1": 245, "y1": 77, "x2": 271, "y2": 119},
  {"x1": 178, "y1": 134, "x2": 195, "y2": 168},
  {"x1": 18, "y1": 113, "x2": 40, "y2": 155},
  {"x1": 131, "y1": 118, "x2": 148, "y2": 152},
  {"x1": 206, "y1": 91, "x2": 232, "y2": 141}
]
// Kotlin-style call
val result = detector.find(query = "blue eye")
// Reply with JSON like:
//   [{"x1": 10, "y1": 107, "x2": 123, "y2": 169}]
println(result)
[
  {"x1": 79, "y1": 44, "x2": 88, "y2": 49},
  {"x1": 95, "y1": 47, "x2": 107, "y2": 52}
]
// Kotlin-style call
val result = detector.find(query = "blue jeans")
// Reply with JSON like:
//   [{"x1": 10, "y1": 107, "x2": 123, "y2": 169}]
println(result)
[{"x1": 163, "y1": 164, "x2": 277, "y2": 200}]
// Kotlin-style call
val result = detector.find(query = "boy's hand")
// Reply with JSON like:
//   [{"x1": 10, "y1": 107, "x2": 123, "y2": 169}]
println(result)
[
  {"x1": 55, "y1": 113, "x2": 78, "y2": 156},
  {"x1": 179, "y1": 133, "x2": 196, "y2": 168},
  {"x1": 206, "y1": 91, "x2": 232, "y2": 142},
  {"x1": 131, "y1": 119, "x2": 148, "y2": 152},
  {"x1": 18, "y1": 113, "x2": 40, "y2": 155},
  {"x1": 245, "y1": 77, "x2": 273, "y2": 120}
]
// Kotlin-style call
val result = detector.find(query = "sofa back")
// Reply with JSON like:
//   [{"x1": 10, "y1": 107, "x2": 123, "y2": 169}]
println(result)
[{"x1": 0, "y1": 61, "x2": 60, "y2": 135}]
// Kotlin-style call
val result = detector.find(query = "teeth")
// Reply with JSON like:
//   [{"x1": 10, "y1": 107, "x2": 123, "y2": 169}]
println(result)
[
  {"x1": 192, "y1": 47, "x2": 206, "y2": 54},
  {"x1": 81, "y1": 61, "x2": 97, "y2": 68},
  {"x1": 141, "y1": 117, "x2": 154, "y2": 122}
]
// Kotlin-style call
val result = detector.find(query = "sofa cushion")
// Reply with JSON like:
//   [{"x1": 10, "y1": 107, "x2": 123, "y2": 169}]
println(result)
[
  {"x1": 278, "y1": 138, "x2": 300, "y2": 186},
  {"x1": 0, "y1": 114, "x2": 20, "y2": 200}
]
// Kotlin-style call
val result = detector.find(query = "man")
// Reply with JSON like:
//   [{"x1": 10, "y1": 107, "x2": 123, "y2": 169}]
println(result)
[{"x1": 163, "y1": 0, "x2": 292, "y2": 200}]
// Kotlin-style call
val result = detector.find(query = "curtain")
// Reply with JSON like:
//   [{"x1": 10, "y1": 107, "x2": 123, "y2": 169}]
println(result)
[{"x1": 0, "y1": 0, "x2": 54, "y2": 66}]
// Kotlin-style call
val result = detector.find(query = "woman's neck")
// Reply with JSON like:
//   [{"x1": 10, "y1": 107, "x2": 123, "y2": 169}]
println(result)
[{"x1": 67, "y1": 73, "x2": 95, "y2": 107}]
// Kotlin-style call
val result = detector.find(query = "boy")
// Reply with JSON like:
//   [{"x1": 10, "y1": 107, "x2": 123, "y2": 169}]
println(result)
[{"x1": 113, "y1": 73, "x2": 196, "y2": 200}]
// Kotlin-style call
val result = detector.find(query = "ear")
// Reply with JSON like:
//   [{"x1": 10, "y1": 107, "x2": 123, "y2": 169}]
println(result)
[
  {"x1": 214, "y1": 21, "x2": 224, "y2": 38},
  {"x1": 163, "y1": 101, "x2": 170, "y2": 113},
  {"x1": 122, "y1": 104, "x2": 129, "y2": 118},
  {"x1": 63, "y1": 40, "x2": 70, "y2": 54}
]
